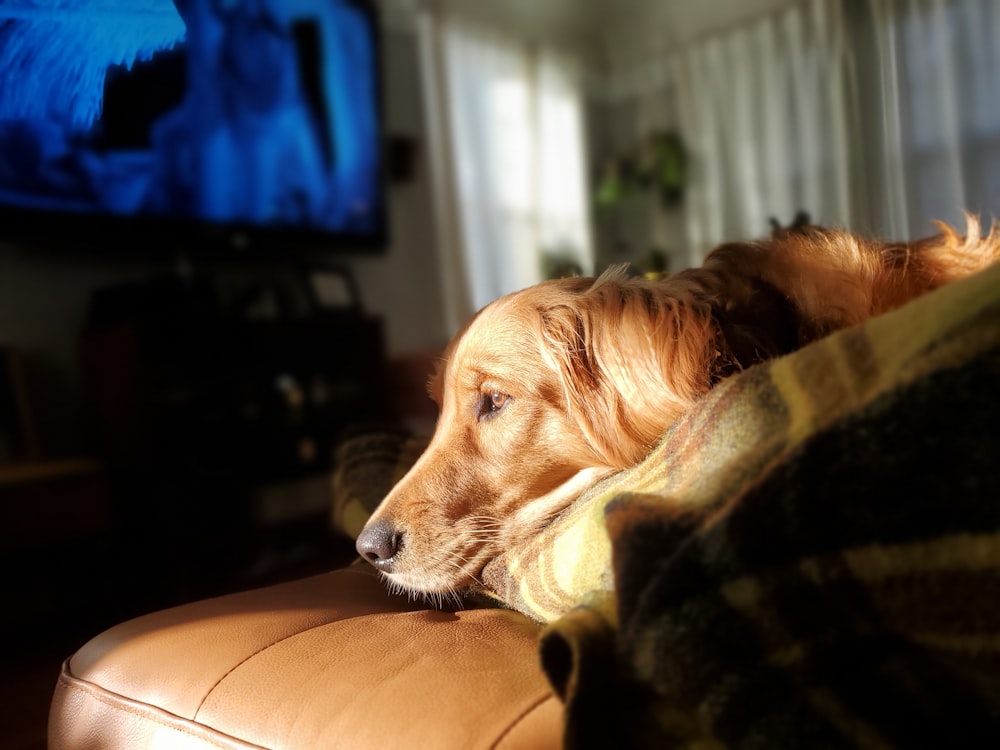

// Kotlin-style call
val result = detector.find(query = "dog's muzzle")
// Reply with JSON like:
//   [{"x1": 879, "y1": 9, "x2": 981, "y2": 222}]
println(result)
[{"x1": 356, "y1": 520, "x2": 401, "y2": 572}]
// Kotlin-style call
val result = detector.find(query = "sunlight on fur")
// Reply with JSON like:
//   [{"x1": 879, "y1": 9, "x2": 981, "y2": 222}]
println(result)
[{"x1": 357, "y1": 215, "x2": 1000, "y2": 597}]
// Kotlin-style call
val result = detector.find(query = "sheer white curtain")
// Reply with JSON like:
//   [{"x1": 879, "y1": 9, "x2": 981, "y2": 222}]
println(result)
[
  {"x1": 418, "y1": 15, "x2": 593, "y2": 332},
  {"x1": 675, "y1": 0, "x2": 857, "y2": 262},
  {"x1": 674, "y1": 0, "x2": 1000, "y2": 261},
  {"x1": 865, "y1": 0, "x2": 1000, "y2": 238}
]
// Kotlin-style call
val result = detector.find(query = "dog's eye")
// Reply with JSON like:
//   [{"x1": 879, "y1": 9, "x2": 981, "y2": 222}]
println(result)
[{"x1": 477, "y1": 390, "x2": 511, "y2": 421}]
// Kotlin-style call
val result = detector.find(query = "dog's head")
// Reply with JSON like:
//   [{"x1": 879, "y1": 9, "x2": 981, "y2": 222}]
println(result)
[{"x1": 355, "y1": 269, "x2": 748, "y2": 597}]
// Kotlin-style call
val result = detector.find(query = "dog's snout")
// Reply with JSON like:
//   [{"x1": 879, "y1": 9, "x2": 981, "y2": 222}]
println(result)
[{"x1": 356, "y1": 520, "x2": 402, "y2": 571}]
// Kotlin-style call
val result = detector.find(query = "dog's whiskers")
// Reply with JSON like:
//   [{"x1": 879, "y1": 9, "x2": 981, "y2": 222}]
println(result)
[
  {"x1": 462, "y1": 515, "x2": 504, "y2": 528},
  {"x1": 419, "y1": 549, "x2": 488, "y2": 594}
]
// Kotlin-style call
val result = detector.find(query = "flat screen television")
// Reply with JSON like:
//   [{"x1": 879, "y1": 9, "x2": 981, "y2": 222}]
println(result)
[{"x1": 0, "y1": 0, "x2": 386, "y2": 257}]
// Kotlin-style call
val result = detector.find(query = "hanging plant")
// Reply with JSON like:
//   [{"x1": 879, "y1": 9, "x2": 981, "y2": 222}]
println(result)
[
  {"x1": 641, "y1": 130, "x2": 687, "y2": 208},
  {"x1": 595, "y1": 131, "x2": 687, "y2": 210},
  {"x1": 594, "y1": 155, "x2": 640, "y2": 208}
]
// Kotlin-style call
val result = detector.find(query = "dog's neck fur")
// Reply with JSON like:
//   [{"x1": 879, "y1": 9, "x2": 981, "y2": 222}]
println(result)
[{"x1": 708, "y1": 278, "x2": 802, "y2": 382}]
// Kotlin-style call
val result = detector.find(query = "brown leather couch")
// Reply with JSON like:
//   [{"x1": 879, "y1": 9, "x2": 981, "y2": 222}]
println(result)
[{"x1": 48, "y1": 566, "x2": 561, "y2": 749}]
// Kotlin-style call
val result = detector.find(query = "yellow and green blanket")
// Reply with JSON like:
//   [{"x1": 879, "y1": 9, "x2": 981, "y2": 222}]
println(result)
[{"x1": 334, "y1": 260, "x2": 1000, "y2": 747}]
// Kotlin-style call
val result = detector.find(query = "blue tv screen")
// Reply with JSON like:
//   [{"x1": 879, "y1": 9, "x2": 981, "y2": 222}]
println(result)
[{"x1": 0, "y1": 0, "x2": 386, "y2": 254}]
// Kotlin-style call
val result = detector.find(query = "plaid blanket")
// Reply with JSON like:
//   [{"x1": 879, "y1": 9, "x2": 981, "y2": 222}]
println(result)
[
  {"x1": 533, "y1": 261, "x2": 1000, "y2": 748},
  {"x1": 332, "y1": 260, "x2": 1000, "y2": 747}
]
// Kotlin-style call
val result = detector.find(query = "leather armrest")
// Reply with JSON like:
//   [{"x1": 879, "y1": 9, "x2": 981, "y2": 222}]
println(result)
[{"x1": 49, "y1": 566, "x2": 561, "y2": 749}]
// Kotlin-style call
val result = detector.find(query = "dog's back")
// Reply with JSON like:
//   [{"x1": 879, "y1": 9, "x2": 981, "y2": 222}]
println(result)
[{"x1": 699, "y1": 216, "x2": 1000, "y2": 346}]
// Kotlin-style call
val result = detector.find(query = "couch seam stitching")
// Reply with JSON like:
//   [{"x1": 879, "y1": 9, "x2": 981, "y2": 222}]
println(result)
[
  {"x1": 194, "y1": 617, "x2": 347, "y2": 718},
  {"x1": 489, "y1": 692, "x2": 559, "y2": 749},
  {"x1": 56, "y1": 670, "x2": 268, "y2": 750}
]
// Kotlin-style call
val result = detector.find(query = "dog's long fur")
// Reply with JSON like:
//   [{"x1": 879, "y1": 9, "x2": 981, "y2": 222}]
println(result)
[{"x1": 357, "y1": 217, "x2": 999, "y2": 598}]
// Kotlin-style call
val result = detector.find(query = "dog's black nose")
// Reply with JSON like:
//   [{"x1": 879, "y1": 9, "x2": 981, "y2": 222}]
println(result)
[{"x1": 356, "y1": 520, "x2": 401, "y2": 571}]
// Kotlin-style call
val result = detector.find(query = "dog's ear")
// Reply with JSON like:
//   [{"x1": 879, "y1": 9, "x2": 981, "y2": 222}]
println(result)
[
  {"x1": 537, "y1": 293, "x2": 627, "y2": 466},
  {"x1": 537, "y1": 289, "x2": 601, "y2": 395},
  {"x1": 536, "y1": 271, "x2": 720, "y2": 468}
]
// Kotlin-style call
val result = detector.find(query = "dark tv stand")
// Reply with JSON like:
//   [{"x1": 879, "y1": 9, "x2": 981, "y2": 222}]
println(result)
[{"x1": 82, "y1": 270, "x2": 386, "y2": 605}]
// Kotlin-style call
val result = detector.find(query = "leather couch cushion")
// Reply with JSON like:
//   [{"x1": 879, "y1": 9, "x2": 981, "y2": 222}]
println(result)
[{"x1": 49, "y1": 567, "x2": 561, "y2": 749}]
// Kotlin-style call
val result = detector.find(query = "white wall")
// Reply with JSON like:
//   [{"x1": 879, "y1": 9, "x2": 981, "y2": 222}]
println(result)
[{"x1": 350, "y1": 27, "x2": 448, "y2": 357}]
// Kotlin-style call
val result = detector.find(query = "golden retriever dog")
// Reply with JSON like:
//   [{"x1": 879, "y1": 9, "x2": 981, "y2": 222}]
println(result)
[{"x1": 357, "y1": 216, "x2": 999, "y2": 599}]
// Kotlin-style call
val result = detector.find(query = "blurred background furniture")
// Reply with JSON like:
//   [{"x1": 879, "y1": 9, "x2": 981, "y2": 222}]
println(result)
[
  {"x1": 1, "y1": 344, "x2": 113, "y2": 643},
  {"x1": 81, "y1": 271, "x2": 387, "y2": 609}
]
